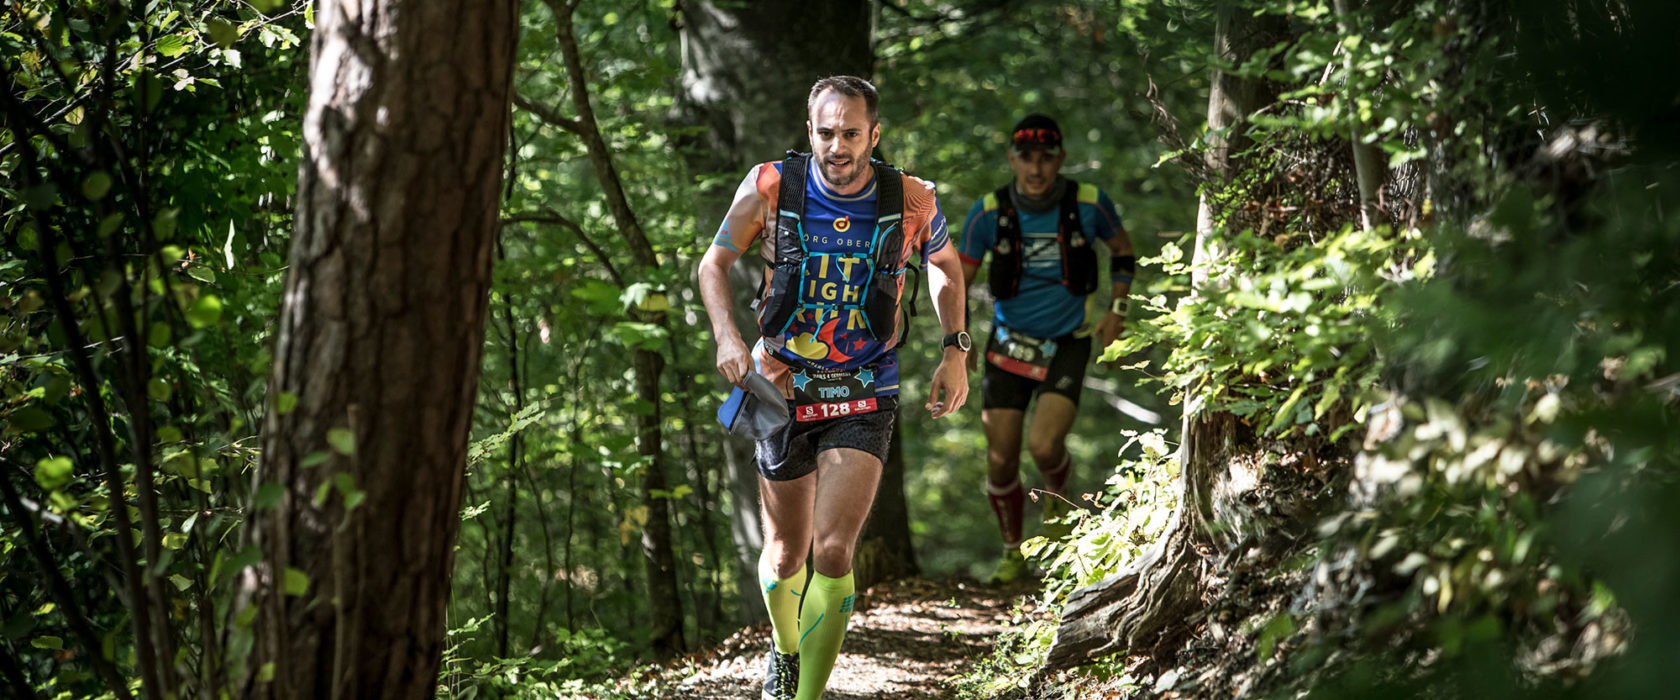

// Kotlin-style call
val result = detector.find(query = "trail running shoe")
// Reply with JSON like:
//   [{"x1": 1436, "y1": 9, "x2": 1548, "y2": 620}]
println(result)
[
  {"x1": 986, "y1": 549, "x2": 1030, "y2": 585},
  {"x1": 762, "y1": 649, "x2": 798, "y2": 700}
]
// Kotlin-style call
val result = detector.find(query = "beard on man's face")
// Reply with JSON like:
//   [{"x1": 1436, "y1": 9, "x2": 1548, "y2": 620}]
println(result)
[{"x1": 819, "y1": 151, "x2": 867, "y2": 189}]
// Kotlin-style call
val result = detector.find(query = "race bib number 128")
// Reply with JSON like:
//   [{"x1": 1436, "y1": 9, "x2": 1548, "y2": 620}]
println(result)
[
  {"x1": 792, "y1": 368, "x2": 880, "y2": 422},
  {"x1": 796, "y1": 398, "x2": 878, "y2": 422}
]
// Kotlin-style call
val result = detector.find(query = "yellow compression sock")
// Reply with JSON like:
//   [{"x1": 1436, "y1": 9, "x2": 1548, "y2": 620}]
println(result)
[
  {"x1": 759, "y1": 554, "x2": 807, "y2": 655},
  {"x1": 795, "y1": 570, "x2": 855, "y2": 699}
]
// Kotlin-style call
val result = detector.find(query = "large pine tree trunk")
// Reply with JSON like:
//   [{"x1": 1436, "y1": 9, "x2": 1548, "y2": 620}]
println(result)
[
  {"x1": 675, "y1": 1, "x2": 914, "y2": 614},
  {"x1": 242, "y1": 1, "x2": 517, "y2": 697},
  {"x1": 1048, "y1": 4, "x2": 1288, "y2": 670}
]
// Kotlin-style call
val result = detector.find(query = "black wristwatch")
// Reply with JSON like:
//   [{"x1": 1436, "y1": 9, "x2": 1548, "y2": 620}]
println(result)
[{"x1": 942, "y1": 331, "x2": 973, "y2": 352}]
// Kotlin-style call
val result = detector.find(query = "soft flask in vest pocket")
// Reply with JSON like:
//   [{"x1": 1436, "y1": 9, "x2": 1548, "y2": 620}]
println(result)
[
  {"x1": 861, "y1": 171, "x2": 906, "y2": 340},
  {"x1": 862, "y1": 269, "x2": 900, "y2": 340},
  {"x1": 756, "y1": 217, "x2": 806, "y2": 337},
  {"x1": 1063, "y1": 243, "x2": 1098, "y2": 296}
]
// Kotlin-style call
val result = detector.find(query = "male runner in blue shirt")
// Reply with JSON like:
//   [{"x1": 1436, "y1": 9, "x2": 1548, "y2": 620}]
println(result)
[
  {"x1": 959, "y1": 114, "x2": 1135, "y2": 584},
  {"x1": 698, "y1": 76, "x2": 970, "y2": 700}
]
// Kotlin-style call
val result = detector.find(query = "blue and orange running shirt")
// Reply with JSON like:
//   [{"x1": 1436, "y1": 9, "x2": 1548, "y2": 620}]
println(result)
[
  {"x1": 711, "y1": 159, "x2": 950, "y2": 397},
  {"x1": 958, "y1": 182, "x2": 1122, "y2": 339}
]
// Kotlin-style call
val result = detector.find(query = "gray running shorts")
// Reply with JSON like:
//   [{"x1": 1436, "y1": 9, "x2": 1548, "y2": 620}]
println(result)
[{"x1": 755, "y1": 396, "x2": 899, "y2": 481}]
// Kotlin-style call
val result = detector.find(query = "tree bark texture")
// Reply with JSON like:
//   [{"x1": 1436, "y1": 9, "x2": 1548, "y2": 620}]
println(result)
[
  {"x1": 1047, "y1": 414, "x2": 1247, "y2": 669},
  {"x1": 1191, "y1": 5, "x2": 1290, "y2": 287},
  {"x1": 244, "y1": 1, "x2": 517, "y2": 697},
  {"x1": 1047, "y1": 508, "x2": 1201, "y2": 669},
  {"x1": 1049, "y1": 3, "x2": 1289, "y2": 671},
  {"x1": 679, "y1": 0, "x2": 874, "y2": 176}
]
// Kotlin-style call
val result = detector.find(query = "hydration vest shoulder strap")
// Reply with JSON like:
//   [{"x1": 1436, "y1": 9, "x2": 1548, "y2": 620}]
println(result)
[
  {"x1": 757, "y1": 152, "x2": 811, "y2": 337},
  {"x1": 862, "y1": 161, "x2": 909, "y2": 343},
  {"x1": 776, "y1": 151, "x2": 808, "y2": 250},
  {"x1": 1059, "y1": 178, "x2": 1087, "y2": 245},
  {"x1": 1059, "y1": 178, "x2": 1098, "y2": 296},
  {"x1": 872, "y1": 161, "x2": 906, "y2": 269},
  {"x1": 989, "y1": 184, "x2": 1024, "y2": 300}
]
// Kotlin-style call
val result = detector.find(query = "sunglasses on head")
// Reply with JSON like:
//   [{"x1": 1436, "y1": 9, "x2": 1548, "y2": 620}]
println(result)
[{"x1": 1012, "y1": 128, "x2": 1060, "y2": 145}]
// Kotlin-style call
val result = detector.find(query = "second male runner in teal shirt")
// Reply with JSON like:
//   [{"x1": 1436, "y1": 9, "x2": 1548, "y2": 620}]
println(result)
[{"x1": 959, "y1": 114, "x2": 1135, "y2": 584}]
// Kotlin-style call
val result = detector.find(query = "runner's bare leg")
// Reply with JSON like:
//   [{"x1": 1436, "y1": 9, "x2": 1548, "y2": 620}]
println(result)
[
  {"x1": 761, "y1": 447, "x2": 881, "y2": 699},
  {"x1": 1026, "y1": 393, "x2": 1077, "y2": 494},
  {"x1": 982, "y1": 408, "x2": 1027, "y2": 548}
]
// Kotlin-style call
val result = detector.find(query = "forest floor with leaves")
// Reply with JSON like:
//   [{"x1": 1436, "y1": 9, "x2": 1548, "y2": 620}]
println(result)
[
  {"x1": 589, "y1": 576, "x2": 1030, "y2": 698},
  {"x1": 571, "y1": 438, "x2": 1626, "y2": 700},
  {"x1": 580, "y1": 569, "x2": 1289, "y2": 699}
]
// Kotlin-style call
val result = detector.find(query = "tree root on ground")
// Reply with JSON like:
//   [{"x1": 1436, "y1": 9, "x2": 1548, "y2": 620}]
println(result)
[{"x1": 1045, "y1": 510, "x2": 1208, "y2": 670}]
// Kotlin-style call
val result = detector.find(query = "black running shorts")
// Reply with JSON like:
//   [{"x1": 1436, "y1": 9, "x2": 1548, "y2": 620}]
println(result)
[
  {"x1": 981, "y1": 334, "x2": 1091, "y2": 411},
  {"x1": 755, "y1": 396, "x2": 899, "y2": 481}
]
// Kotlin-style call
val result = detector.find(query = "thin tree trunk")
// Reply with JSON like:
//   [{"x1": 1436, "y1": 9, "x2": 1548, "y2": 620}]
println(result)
[
  {"x1": 1049, "y1": 2, "x2": 1288, "y2": 670},
  {"x1": 495, "y1": 459, "x2": 520, "y2": 658},
  {"x1": 565, "y1": 424, "x2": 583, "y2": 631},
  {"x1": 632, "y1": 347, "x2": 685, "y2": 655},
  {"x1": 521, "y1": 460, "x2": 559, "y2": 648},
  {"x1": 1333, "y1": 0, "x2": 1387, "y2": 229},
  {"x1": 539, "y1": 0, "x2": 686, "y2": 655},
  {"x1": 495, "y1": 295, "x2": 524, "y2": 658},
  {"x1": 243, "y1": 0, "x2": 517, "y2": 696}
]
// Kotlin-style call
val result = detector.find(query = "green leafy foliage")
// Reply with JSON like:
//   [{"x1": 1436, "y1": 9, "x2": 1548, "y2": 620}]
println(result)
[
  {"x1": 960, "y1": 0, "x2": 1676, "y2": 697},
  {"x1": 1114, "y1": 225, "x2": 1415, "y2": 439},
  {"x1": 2, "y1": 1, "x2": 307, "y2": 696},
  {"x1": 959, "y1": 430, "x2": 1181, "y2": 695}
]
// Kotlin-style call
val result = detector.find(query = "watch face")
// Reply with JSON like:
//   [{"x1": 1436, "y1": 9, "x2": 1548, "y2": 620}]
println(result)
[{"x1": 953, "y1": 331, "x2": 972, "y2": 351}]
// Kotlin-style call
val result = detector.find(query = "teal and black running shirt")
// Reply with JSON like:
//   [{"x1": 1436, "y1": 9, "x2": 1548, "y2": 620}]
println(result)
[{"x1": 958, "y1": 182, "x2": 1122, "y2": 339}]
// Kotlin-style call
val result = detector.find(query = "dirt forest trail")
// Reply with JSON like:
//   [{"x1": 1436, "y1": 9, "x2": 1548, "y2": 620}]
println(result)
[{"x1": 605, "y1": 577, "x2": 1031, "y2": 699}]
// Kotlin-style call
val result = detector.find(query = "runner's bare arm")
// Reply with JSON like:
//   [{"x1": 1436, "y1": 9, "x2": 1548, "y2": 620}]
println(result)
[
  {"x1": 698, "y1": 169, "x2": 769, "y2": 387},
  {"x1": 926, "y1": 242, "x2": 970, "y2": 418}
]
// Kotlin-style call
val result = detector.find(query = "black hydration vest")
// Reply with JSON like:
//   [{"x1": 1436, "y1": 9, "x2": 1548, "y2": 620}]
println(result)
[
  {"x1": 988, "y1": 180, "x2": 1098, "y2": 300},
  {"x1": 756, "y1": 152, "x2": 910, "y2": 344}
]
